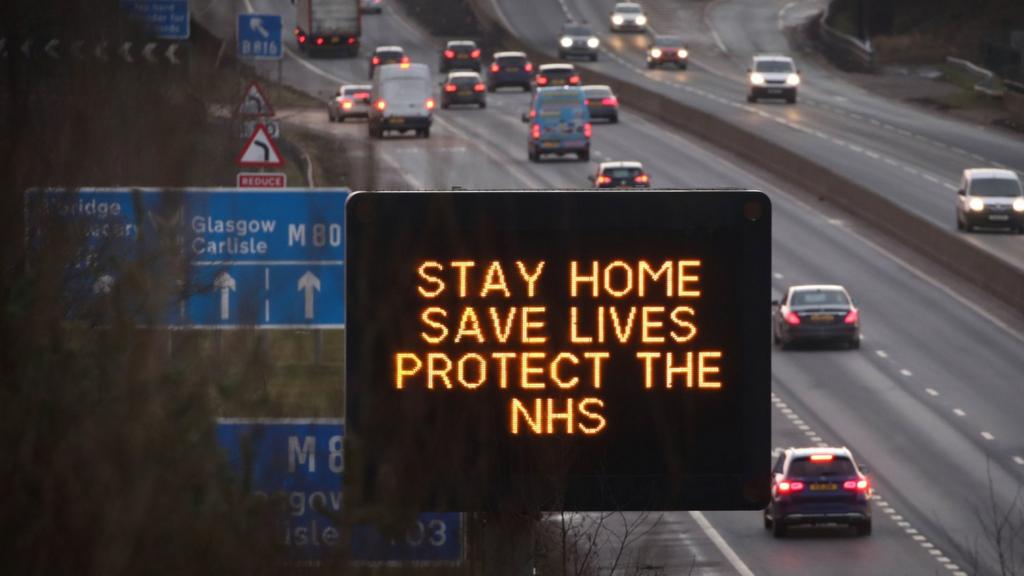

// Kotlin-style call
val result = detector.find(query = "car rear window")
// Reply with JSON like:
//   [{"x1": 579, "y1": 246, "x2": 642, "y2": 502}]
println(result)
[
  {"x1": 790, "y1": 289, "x2": 848, "y2": 307},
  {"x1": 971, "y1": 178, "x2": 1023, "y2": 197},
  {"x1": 603, "y1": 167, "x2": 642, "y2": 178},
  {"x1": 451, "y1": 75, "x2": 480, "y2": 86},
  {"x1": 755, "y1": 60, "x2": 794, "y2": 73},
  {"x1": 381, "y1": 77, "x2": 428, "y2": 100},
  {"x1": 788, "y1": 457, "x2": 856, "y2": 477},
  {"x1": 378, "y1": 50, "x2": 404, "y2": 60},
  {"x1": 544, "y1": 68, "x2": 573, "y2": 78},
  {"x1": 583, "y1": 87, "x2": 612, "y2": 98},
  {"x1": 497, "y1": 56, "x2": 527, "y2": 66},
  {"x1": 343, "y1": 87, "x2": 370, "y2": 97},
  {"x1": 539, "y1": 93, "x2": 583, "y2": 109}
]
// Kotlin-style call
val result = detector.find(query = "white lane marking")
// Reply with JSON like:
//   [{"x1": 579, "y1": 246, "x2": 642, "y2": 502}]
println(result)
[
  {"x1": 777, "y1": 1, "x2": 798, "y2": 30},
  {"x1": 953, "y1": 408, "x2": 966, "y2": 417},
  {"x1": 981, "y1": 431, "x2": 995, "y2": 440},
  {"x1": 703, "y1": 0, "x2": 729, "y2": 53},
  {"x1": 900, "y1": 369, "x2": 913, "y2": 376},
  {"x1": 1013, "y1": 456, "x2": 1024, "y2": 465},
  {"x1": 689, "y1": 512, "x2": 755, "y2": 576},
  {"x1": 773, "y1": 272, "x2": 784, "y2": 279},
  {"x1": 925, "y1": 388, "x2": 939, "y2": 397},
  {"x1": 875, "y1": 350, "x2": 888, "y2": 358}
]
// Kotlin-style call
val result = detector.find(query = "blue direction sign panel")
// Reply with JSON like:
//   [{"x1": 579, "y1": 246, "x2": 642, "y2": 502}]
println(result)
[
  {"x1": 215, "y1": 419, "x2": 464, "y2": 565},
  {"x1": 26, "y1": 188, "x2": 346, "y2": 328},
  {"x1": 121, "y1": 0, "x2": 190, "y2": 39},
  {"x1": 237, "y1": 14, "x2": 283, "y2": 60}
]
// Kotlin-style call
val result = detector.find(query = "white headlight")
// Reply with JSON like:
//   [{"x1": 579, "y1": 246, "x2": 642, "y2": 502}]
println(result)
[
  {"x1": 587, "y1": 37, "x2": 600, "y2": 48},
  {"x1": 969, "y1": 197, "x2": 986, "y2": 212},
  {"x1": 611, "y1": 15, "x2": 624, "y2": 25},
  {"x1": 635, "y1": 14, "x2": 647, "y2": 25},
  {"x1": 678, "y1": 49, "x2": 688, "y2": 58},
  {"x1": 750, "y1": 72, "x2": 765, "y2": 85},
  {"x1": 650, "y1": 47, "x2": 662, "y2": 58},
  {"x1": 786, "y1": 73, "x2": 801, "y2": 86},
  {"x1": 560, "y1": 36, "x2": 573, "y2": 48},
  {"x1": 1013, "y1": 197, "x2": 1024, "y2": 212}
]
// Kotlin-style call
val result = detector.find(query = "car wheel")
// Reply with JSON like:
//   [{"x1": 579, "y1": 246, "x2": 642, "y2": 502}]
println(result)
[
  {"x1": 773, "y1": 330, "x2": 780, "y2": 345},
  {"x1": 590, "y1": 54, "x2": 598, "y2": 62},
  {"x1": 610, "y1": 114, "x2": 618, "y2": 124},
  {"x1": 441, "y1": 102, "x2": 449, "y2": 109},
  {"x1": 763, "y1": 510, "x2": 772, "y2": 530},
  {"x1": 487, "y1": 85, "x2": 496, "y2": 93},
  {"x1": 780, "y1": 339, "x2": 791, "y2": 351},
  {"x1": 680, "y1": 63, "x2": 688, "y2": 70},
  {"x1": 850, "y1": 337, "x2": 861, "y2": 350},
  {"x1": 578, "y1": 150, "x2": 590, "y2": 161},
  {"x1": 422, "y1": 127, "x2": 431, "y2": 138},
  {"x1": 787, "y1": 94, "x2": 797, "y2": 104},
  {"x1": 480, "y1": 101, "x2": 487, "y2": 109},
  {"x1": 772, "y1": 519, "x2": 787, "y2": 538},
  {"x1": 747, "y1": 94, "x2": 756, "y2": 103},
  {"x1": 528, "y1": 149, "x2": 539, "y2": 162},
  {"x1": 338, "y1": 115, "x2": 346, "y2": 123},
  {"x1": 956, "y1": 216, "x2": 964, "y2": 231},
  {"x1": 856, "y1": 519, "x2": 872, "y2": 536}
]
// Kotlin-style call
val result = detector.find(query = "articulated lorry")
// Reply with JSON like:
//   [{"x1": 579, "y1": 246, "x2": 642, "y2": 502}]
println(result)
[{"x1": 294, "y1": 0, "x2": 361, "y2": 56}]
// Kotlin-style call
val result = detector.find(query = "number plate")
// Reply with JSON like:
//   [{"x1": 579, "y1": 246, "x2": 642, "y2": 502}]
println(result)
[
  {"x1": 810, "y1": 483, "x2": 837, "y2": 491},
  {"x1": 810, "y1": 314, "x2": 833, "y2": 322},
  {"x1": 989, "y1": 215, "x2": 1009, "y2": 221},
  {"x1": 389, "y1": 117, "x2": 405, "y2": 124},
  {"x1": 459, "y1": 90, "x2": 472, "y2": 96},
  {"x1": 331, "y1": 37, "x2": 341, "y2": 44},
  {"x1": 506, "y1": 67, "x2": 519, "y2": 72},
  {"x1": 541, "y1": 142, "x2": 559, "y2": 148}
]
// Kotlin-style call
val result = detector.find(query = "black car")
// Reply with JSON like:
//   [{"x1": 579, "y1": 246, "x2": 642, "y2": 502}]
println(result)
[
  {"x1": 765, "y1": 447, "x2": 872, "y2": 537},
  {"x1": 369, "y1": 45, "x2": 408, "y2": 79},
  {"x1": 558, "y1": 22, "x2": 600, "y2": 61},
  {"x1": 488, "y1": 51, "x2": 534, "y2": 92},
  {"x1": 440, "y1": 40, "x2": 481, "y2": 72},
  {"x1": 582, "y1": 85, "x2": 619, "y2": 123},
  {"x1": 772, "y1": 284, "x2": 860, "y2": 349},
  {"x1": 646, "y1": 35, "x2": 689, "y2": 69},
  {"x1": 441, "y1": 71, "x2": 486, "y2": 109}
]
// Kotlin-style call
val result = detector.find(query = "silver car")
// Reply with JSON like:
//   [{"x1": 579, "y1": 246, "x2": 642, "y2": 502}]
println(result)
[
  {"x1": 609, "y1": 2, "x2": 647, "y2": 32},
  {"x1": 328, "y1": 84, "x2": 372, "y2": 122}
]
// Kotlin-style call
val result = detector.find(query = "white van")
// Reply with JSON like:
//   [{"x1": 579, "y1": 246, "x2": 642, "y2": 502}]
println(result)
[{"x1": 368, "y1": 62, "x2": 435, "y2": 138}]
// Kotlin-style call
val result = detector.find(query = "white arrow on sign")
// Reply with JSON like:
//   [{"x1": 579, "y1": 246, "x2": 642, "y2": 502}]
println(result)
[
  {"x1": 45, "y1": 39, "x2": 59, "y2": 59},
  {"x1": 297, "y1": 270, "x2": 321, "y2": 320},
  {"x1": 21, "y1": 39, "x2": 32, "y2": 59},
  {"x1": 250, "y1": 17, "x2": 270, "y2": 39},
  {"x1": 214, "y1": 272, "x2": 236, "y2": 320},
  {"x1": 142, "y1": 42, "x2": 157, "y2": 63},
  {"x1": 165, "y1": 43, "x2": 180, "y2": 65},
  {"x1": 93, "y1": 274, "x2": 115, "y2": 294},
  {"x1": 95, "y1": 40, "x2": 108, "y2": 61},
  {"x1": 120, "y1": 41, "x2": 133, "y2": 63}
]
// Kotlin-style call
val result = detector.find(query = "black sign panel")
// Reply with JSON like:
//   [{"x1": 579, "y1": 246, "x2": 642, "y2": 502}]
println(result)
[{"x1": 345, "y1": 191, "x2": 770, "y2": 512}]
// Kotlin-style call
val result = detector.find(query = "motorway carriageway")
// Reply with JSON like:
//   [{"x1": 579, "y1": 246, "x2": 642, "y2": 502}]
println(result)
[{"x1": 194, "y1": 1, "x2": 1024, "y2": 574}]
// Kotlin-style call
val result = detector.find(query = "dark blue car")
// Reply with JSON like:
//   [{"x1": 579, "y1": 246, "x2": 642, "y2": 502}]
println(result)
[
  {"x1": 487, "y1": 51, "x2": 534, "y2": 92},
  {"x1": 765, "y1": 447, "x2": 872, "y2": 537}
]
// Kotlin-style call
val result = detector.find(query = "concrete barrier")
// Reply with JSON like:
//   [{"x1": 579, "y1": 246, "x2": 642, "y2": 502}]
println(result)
[
  {"x1": 468, "y1": 0, "x2": 1024, "y2": 312},
  {"x1": 811, "y1": 3, "x2": 874, "y2": 72}
]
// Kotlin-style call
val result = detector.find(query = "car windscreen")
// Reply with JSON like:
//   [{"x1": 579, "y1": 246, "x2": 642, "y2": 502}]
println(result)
[
  {"x1": 615, "y1": 4, "x2": 642, "y2": 12},
  {"x1": 790, "y1": 290, "x2": 849, "y2": 307},
  {"x1": 788, "y1": 457, "x2": 856, "y2": 477},
  {"x1": 381, "y1": 77, "x2": 428, "y2": 101},
  {"x1": 755, "y1": 60, "x2": 794, "y2": 73},
  {"x1": 564, "y1": 26, "x2": 592, "y2": 35},
  {"x1": 603, "y1": 167, "x2": 642, "y2": 178},
  {"x1": 971, "y1": 178, "x2": 1023, "y2": 197}
]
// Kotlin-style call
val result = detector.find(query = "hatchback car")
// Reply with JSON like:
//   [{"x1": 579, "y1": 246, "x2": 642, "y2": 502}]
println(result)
[
  {"x1": 590, "y1": 161, "x2": 649, "y2": 188},
  {"x1": 647, "y1": 35, "x2": 689, "y2": 69},
  {"x1": 765, "y1": 447, "x2": 872, "y2": 537},
  {"x1": 369, "y1": 45, "x2": 409, "y2": 79},
  {"x1": 956, "y1": 168, "x2": 1024, "y2": 233},
  {"x1": 440, "y1": 40, "x2": 481, "y2": 73},
  {"x1": 772, "y1": 284, "x2": 860, "y2": 349},
  {"x1": 441, "y1": 71, "x2": 486, "y2": 109},
  {"x1": 535, "y1": 63, "x2": 580, "y2": 88},
  {"x1": 582, "y1": 85, "x2": 619, "y2": 123},
  {"x1": 522, "y1": 86, "x2": 591, "y2": 162},
  {"x1": 328, "y1": 84, "x2": 372, "y2": 122},
  {"x1": 488, "y1": 51, "x2": 534, "y2": 92},
  {"x1": 748, "y1": 54, "x2": 800, "y2": 103},
  {"x1": 609, "y1": 2, "x2": 647, "y2": 32},
  {"x1": 558, "y1": 22, "x2": 600, "y2": 61}
]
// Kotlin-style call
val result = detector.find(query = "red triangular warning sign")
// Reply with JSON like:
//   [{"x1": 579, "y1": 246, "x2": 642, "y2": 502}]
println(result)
[
  {"x1": 238, "y1": 81, "x2": 275, "y2": 117},
  {"x1": 236, "y1": 124, "x2": 284, "y2": 168}
]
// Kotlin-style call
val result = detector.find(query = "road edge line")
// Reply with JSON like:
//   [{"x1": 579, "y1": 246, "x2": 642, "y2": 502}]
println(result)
[{"x1": 689, "y1": 511, "x2": 756, "y2": 576}]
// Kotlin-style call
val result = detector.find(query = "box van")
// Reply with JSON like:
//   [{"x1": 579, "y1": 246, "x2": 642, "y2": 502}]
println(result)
[
  {"x1": 369, "y1": 63, "x2": 435, "y2": 138},
  {"x1": 521, "y1": 86, "x2": 591, "y2": 162}
]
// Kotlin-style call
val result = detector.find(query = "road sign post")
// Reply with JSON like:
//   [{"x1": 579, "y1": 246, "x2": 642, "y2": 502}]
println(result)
[
  {"x1": 26, "y1": 188, "x2": 347, "y2": 328},
  {"x1": 237, "y1": 14, "x2": 283, "y2": 60},
  {"x1": 215, "y1": 419, "x2": 464, "y2": 565}
]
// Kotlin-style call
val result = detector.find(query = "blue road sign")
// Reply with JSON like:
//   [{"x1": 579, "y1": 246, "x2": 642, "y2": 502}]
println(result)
[
  {"x1": 238, "y1": 14, "x2": 283, "y2": 60},
  {"x1": 121, "y1": 0, "x2": 190, "y2": 40},
  {"x1": 215, "y1": 419, "x2": 464, "y2": 565},
  {"x1": 25, "y1": 188, "x2": 346, "y2": 328}
]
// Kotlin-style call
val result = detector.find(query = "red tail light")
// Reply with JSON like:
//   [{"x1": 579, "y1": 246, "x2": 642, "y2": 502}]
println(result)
[
  {"x1": 315, "y1": 37, "x2": 325, "y2": 46},
  {"x1": 348, "y1": 37, "x2": 356, "y2": 45},
  {"x1": 444, "y1": 49, "x2": 455, "y2": 59},
  {"x1": 529, "y1": 109, "x2": 536, "y2": 119},
  {"x1": 784, "y1": 310, "x2": 801, "y2": 325},
  {"x1": 401, "y1": 55, "x2": 410, "y2": 63},
  {"x1": 490, "y1": 63, "x2": 500, "y2": 73},
  {"x1": 843, "y1": 479, "x2": 870, "y2": 492},
  {"x1": 583, "y1": 122, "x2": 592, "y2": 138},
  {"x1": 524, "y1": 62, "x2": 534, "y2": 72},
  {"x1": 777, "y1": 480, "x2": 805, "y2": 493},
  {"x1": 584, "y1": 99, "x2": 590, "y2": 105},
  {"x1": 375, "y1": 99, "x2": 387, "y2": 111},
  {"x1": 473, "y1": 83, "x2": 486, "y2": 92},
  {"x1": 844, "y1": 309, "x2": 859, "y2": 324},
  {"x1": 530, "y1": 123, "x2": 541, "y2": 140},
  {"x1": 444, "y1": 83, "x2": 457, "y2": 93},
  {"x1": 470, "y1": 49, "x2": 481, "y2": 58},
  {"x1": 569, "y1": 75, "x2": 581, "y2": 85},
  {"x1": 372, "y1": 56, "x2": 380, "y2": 65},
  {"x1": 601, "y1": 96, "x2": 618, "y2": 106},
  {"x1": 298, "y1": 34, "x2": 307, "y2": 44},
  {"x1": 537, "y1": 75, "x2": 548, "y2": 86},
  {"x1": 596, "y1": 175, "x2": 612, "y2": 185},
  {"x1": 634, "y1": 173, "x2": 649, "y2": 184},
  {"x1": 425, "y1": 98, "x2": 436, "y2": 110}
]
